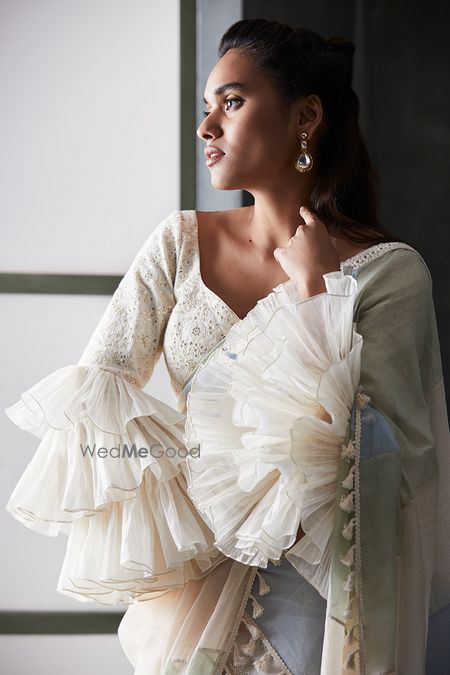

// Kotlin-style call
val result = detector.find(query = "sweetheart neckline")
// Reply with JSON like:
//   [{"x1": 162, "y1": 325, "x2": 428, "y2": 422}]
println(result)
[{"x1": 188, "y1": 209, "x2": 381, "y2": 322}]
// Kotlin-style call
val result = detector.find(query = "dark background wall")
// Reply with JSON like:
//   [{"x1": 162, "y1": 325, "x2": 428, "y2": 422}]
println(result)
[{"x1": 238, "y1": 0, "x2": 450, "y2": 410}]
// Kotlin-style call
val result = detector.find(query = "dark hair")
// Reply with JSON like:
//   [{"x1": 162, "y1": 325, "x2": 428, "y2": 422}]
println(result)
[{"x1": 218, "y1": 18, "x2": 409, "y2": 246}]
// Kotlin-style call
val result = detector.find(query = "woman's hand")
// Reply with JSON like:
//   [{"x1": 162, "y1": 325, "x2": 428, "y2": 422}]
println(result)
[{"x1": 273, "y1": 206, "x2": 341, "y2": 299}]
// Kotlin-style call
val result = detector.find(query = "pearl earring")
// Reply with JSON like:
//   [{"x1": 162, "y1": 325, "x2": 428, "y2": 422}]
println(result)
[{"x1": 294, "y1": 131, "x2": 313, "y2": 172}]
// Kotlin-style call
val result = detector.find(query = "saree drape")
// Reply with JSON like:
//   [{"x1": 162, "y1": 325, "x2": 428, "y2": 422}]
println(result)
[{"x1": 4, "y1": 244, "x2": 450, "y2": 674}]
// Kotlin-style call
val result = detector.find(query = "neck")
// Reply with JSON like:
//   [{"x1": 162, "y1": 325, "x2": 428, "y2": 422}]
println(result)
[{"x1": 243, "y1": 181, "x2": 335, "y2": 257}]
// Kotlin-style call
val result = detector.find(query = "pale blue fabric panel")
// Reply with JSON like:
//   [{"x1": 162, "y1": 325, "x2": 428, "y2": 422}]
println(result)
[{"x1": 248, "y1": 557, "x2": 327, "y2": 675}]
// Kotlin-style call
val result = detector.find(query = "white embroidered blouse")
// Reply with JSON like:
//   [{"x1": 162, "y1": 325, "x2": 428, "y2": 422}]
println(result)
[
  {"x1": 5, "y1": 208, "x2": 449, "y2": 675},
  {"x1": 78, "y1": 209, "x2": 416, "y2": 409}
]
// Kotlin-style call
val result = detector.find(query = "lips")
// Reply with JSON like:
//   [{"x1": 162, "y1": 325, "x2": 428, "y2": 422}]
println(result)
[{"x1": 204, "y1": 146, "x2": 225, "y2": 159}]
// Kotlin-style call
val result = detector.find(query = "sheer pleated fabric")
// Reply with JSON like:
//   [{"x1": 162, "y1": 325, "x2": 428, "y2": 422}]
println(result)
[
  {"x1": 184, "y1": 271, "x2": 361, "y2": 600},
  {"x1": 5, "y1": 241, "x2": 450, "y2": 674},
  {"x1": 5, "y1": 365, "x2": 223, "y2": 605}
]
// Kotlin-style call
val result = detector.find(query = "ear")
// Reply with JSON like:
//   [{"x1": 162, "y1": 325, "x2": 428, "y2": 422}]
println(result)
[{"x1": 297, "y1": 94, "x2": 323, "y2": 138}]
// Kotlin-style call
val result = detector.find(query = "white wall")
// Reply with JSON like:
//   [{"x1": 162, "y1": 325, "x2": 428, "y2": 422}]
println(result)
[
  {"x1": 0, "y1": 0, "x2": 179, "y2": 273},
  {"x1": 0, "y1": 1, "x2": 180, "y2": 673},
  {"x1": 0, "y1": 635, "x2": 132, "y2": 675}
]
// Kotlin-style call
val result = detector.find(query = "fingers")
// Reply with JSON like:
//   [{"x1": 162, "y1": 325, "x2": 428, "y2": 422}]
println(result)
[
  {"x1": 299, "y1": 205, "x2": 315, "y2": 225},
  {"x1": 275, "y1": 206, "x2": 315, "y2": 260},
  {"x1": 274, "y1": 245, "x2": 288, "y2": 262}
]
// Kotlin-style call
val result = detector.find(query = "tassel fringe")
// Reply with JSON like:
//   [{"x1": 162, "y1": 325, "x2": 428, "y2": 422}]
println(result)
[
  {"x1": 356, "y1": 387, "x2": 371, "y2": 409},
  {"x1": 342, "y1": 464, "x2": 356, "y2": 490},
  {"x1": 340, "y1": 543, "x2": 356, "y2": 568},
  {"x1": 243, "y1": 617, "x2": 262, "y2": 641},
  {"x1": 342, "y1": 517, "x2": 356, "y2": 541},
  {"x1": 344, "y1": 624, "x2": 358, "y2": 645},
  {"x1": 344, "y1": 648, "x2": 360, "y2": 670},
  {"x1": 341, "y1": 439, "x2": 356, "y2": 462},
  {"x1": 241, "y1": 636, "x2": 257, "y2": 657},
  {"x1": 344, "y1": 594, "x2": 356, "y2": 621},
  {"x1": 343, "y1": 571, "x2": 356, "y2": 593},
  {"x1": 256, "y1": 570, "x2": 271, "y2": 596},
  {"x1": 254, "y1": 651, "x2": 272, "y2": 673},
  {"x1": 339, "y1": 490, "x2": 355, "y2": 514},
  {"x1": 338, "y1": 388, "x2": 369, "y2": 672},
  {"x1": 232, "y1": 643, "x2": 249, "y2": 668},
  {"x1": 249, "y1": 593, "x2": 264, "y2": 619}
]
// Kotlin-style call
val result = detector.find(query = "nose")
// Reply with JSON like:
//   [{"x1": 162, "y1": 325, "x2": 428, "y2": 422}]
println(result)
[
  {"x1": 196, "y1": 113, "x2": 221, "y2": 142},
  {"x1": 196, "y1": 117, "x2": 210, "y2": 141}
]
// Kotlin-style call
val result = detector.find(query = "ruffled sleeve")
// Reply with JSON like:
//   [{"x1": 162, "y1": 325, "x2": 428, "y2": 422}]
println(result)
[
  {"x1": 184, "y1": 270, "x2": 363, "y2": 599},
  {"x1": 4, "y1": 211, "x2": 222, "y2": 605}
]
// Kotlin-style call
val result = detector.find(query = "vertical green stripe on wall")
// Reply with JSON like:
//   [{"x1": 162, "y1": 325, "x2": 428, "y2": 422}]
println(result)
[{"x1": 180, "y1": 0, "x2": 197, "y2": 210}]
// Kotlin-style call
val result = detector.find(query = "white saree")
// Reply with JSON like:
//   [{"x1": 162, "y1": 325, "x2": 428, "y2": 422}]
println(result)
[{"x1": 4, "y1": 210, "x2": 450, "y2": 674}]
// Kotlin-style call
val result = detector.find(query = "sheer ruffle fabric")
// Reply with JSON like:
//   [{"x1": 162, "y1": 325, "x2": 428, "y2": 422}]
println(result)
[
  {"x1": 5, "y1": 232, "x2": 450, "y2": 673},
  {"x1": 118, "y1": 557, "x2": 253, "y2": 675},
  {"x1": 5, "y1": 365, "x2": 224, "y2": 605},
  {"x1": 4, "y1": 271, "x2": 364, "y2": 674},
  {"x1": 184, "y1": 271, "x2": 362, "y2": 599}
]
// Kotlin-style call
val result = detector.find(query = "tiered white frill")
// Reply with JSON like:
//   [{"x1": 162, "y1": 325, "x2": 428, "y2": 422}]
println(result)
[
  {"x1": 184, "y1": 271, "x2": 363, "y2": 599},
  {"x1": 5, "y1": 365, "x2": 223, "y2": 605}
]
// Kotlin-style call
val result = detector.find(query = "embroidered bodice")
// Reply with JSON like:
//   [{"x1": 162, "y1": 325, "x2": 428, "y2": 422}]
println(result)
[{"x1": 78, "y1": 209, "x2": 422, "y2": 409}]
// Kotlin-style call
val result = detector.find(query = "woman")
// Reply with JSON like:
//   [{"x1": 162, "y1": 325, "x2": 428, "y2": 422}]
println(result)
[{"x1": 5, "y1": 18, "x2": 449, "y2": 675}]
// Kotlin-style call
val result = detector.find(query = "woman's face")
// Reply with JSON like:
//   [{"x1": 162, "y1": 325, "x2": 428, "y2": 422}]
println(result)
[{"x1": 197, "y1": 48, "x2": 308, "y2": 191}]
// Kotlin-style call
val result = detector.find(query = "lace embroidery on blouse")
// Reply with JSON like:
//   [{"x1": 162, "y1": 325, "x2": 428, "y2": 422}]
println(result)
[
  {"x1": 78, "y1": 209, "x2": 425, "y2": 406},
  {"x1": 340, "y1": 240, "x2": 430, "y2": 279}
]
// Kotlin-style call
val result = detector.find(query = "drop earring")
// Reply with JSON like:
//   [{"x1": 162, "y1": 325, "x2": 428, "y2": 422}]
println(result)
[{"x1": 294, "y1": 131, "x2": 313, "y2": 173}]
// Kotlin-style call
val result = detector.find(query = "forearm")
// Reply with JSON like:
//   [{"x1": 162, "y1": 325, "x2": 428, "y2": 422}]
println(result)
[{"x1": 294, "y1": 276, "x2": 327, "y2": 301}]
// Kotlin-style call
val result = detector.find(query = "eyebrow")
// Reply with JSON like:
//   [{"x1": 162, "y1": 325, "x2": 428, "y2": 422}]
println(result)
[{"x1": 203, "y1": 81, "x2": 247, "y2": 104}]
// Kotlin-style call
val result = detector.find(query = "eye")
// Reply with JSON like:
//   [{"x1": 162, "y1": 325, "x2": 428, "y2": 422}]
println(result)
[{"x1": 202, "y1": 97, "x2": 242, "y2": 118}]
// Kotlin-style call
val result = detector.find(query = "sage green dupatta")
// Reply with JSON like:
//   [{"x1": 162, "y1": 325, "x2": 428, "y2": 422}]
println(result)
[
  {"x1": 182, "y1": 242, "x2": 450, "y2": 675},
  {"x1": 330, "y1": 245, "x2": 449, "y2": 675}
]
